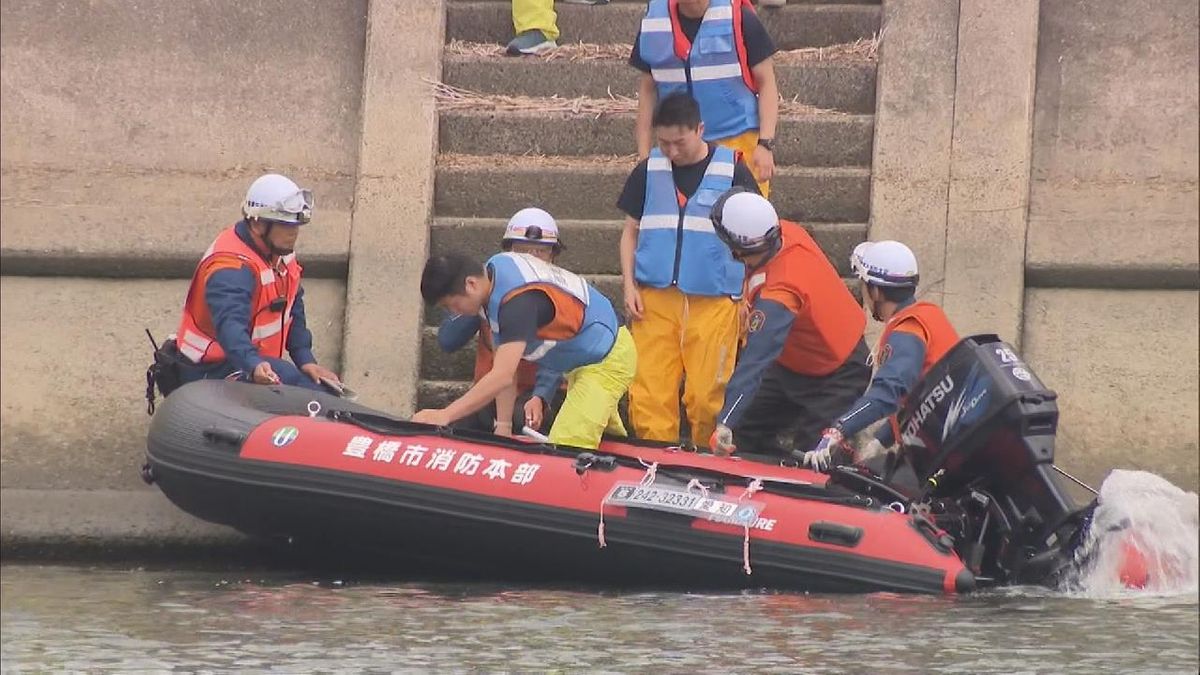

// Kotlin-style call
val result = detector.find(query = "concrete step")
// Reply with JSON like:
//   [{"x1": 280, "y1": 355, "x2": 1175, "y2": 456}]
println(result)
[
  {"x1": 439, "y1": 108, "x2": 873, "y2": 167},
  {"x1": 447, "y1": 2, "x2": 880, "y2": 50},
  {"x1": 430, "y1": 217, "x2": 866, "y2": 275},
  {"x1": 441, "y1": 56, "x2": 876, "y2": 113},
  {"x1": 434, "y1": 157, "x2": 870, "y2": 222}
]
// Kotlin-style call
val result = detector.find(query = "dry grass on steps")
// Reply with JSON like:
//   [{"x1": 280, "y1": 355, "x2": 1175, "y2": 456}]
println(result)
[
  {"x1": 429, "y1": 80, "x2": 846, "y2": 117},
  {"x1": 444, "y1": 36, "x2": 879, "y2": 63}
]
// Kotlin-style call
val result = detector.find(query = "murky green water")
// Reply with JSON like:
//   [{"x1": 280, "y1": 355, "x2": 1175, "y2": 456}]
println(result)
[{"x1": 1, "y1": 565, "x2": 1196, "y2": 673}]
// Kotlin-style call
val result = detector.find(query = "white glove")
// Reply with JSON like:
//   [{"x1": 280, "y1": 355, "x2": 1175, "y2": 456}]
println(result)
[
  {"x1": 802, "y1": 428, "x2": 842, "y2": 472},
  {"x1": 857, "y1": 438, "x2": 887, "y2": 463},
  {"x1": 709, "y1": 424, "x2": 737, "y2": 456}
]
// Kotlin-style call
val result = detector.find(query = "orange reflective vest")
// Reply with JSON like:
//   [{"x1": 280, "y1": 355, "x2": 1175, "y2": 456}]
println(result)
[
  {"x1": 175, "y1": 226, "x2": 302, "y2": 365},
  {"x1": 746, "y1": 221, "x2": 866, "y2": 377},
  {"x1": 876, "y1": 301, "x2": 959, "y2": 376},
  {"x1": 472, "y1": 318, "x2": 541, "y2": 392}
]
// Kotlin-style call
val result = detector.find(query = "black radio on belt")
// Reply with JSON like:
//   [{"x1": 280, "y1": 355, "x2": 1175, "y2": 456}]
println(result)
[{"x1": 268, "y1": 296, "x2": 287, "y2": 313}]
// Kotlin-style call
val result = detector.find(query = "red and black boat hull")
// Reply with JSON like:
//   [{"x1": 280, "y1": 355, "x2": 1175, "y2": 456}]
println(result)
[{"x1": 145, "y1": 381, "x2": 975, "y2": 594}]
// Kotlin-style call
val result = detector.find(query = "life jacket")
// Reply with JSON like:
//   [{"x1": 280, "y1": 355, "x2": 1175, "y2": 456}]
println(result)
[
  {"x1": 176, "y1": 224, "x2": 302, "y2": 365},
  {"x1": 472, "y1": 317, "x2": 542, "y2": 392},
  {"x1": 485, "y1": 253, "x2": 619, "y2": 374},
  {"x1": 638, "y1": 0, "x2": 759, "y2": 141},
  {"x1": 875, "y1": 301, "x2": 959, "y2": 376},
  {"x1": 636, "y1": 145, "x2": 744, "y2": 296},
  {"x1": 880, "y1": 301, "x2": 959, "y2": 442},
  {"x1": 745, "y1": 221, "x2": 866, "y2": 377}
]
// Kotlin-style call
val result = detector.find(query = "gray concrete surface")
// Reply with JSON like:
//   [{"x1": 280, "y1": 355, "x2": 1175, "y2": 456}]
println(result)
[
  {"x1": 0, "y1": 277, "x2": 346, "y2": 491},
  {"x1": 941, "y1": 0, "x2": 1039, "y2": 347},
  {"x1": 440, "y1": 110, "x2": 875, "y2": 167},
  {"x1": 866, "y1": 0, "x2": 959, "y2": 306},
  {"x1": 1026, "y1": 0, "x2": 1199, "y2": 285},
  {"x1": 1024, "y1": 289, "x2": 1199, "y2": 492},
  {"x1": 435, "y1": 162, "x2": 871, "y2": 222},
  {"x1": 446, "y1": 1, "x2": 880, "y2": 50},
  {"x1": 340, "y1": 1, "x2": 444, "y2": 415},
  {"x1": 442, "y1": 57, "x2": 878, "y2": 113}
]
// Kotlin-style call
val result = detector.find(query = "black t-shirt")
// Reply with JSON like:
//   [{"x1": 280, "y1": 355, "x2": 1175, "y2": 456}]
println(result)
[
  {"x1": 495, "y1": 290, "x2": 556, "y2": 346},
  {"x1": 629, "y1": 6, "x2": 777, "y2": 73},
  {"x1": 616, "y1": 146, "x2": 762, "y2": 221}
]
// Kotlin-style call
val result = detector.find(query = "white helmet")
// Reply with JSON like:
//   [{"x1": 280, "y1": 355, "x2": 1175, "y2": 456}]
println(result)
[
  {"x1": 712, "y1": 189, "x2": 781, "y2": 254},
  {"x1": 243, "y1": 173, "x2": 313, "y2": 225},
  {"x1": 850, "y1": 240, "x2": 919, "y2": 287},
  {"x1": 502, "y1": 207, "x2": 562, "y2": 250}
]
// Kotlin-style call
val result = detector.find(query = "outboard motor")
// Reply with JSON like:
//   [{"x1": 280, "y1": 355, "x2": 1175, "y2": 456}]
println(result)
[{"x1": 891, "y1": 334, "x2": 1092, "y2": 586}]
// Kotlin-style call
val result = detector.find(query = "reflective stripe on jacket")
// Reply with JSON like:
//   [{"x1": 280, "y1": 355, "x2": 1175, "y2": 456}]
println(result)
[{"x1": 636, "y1": 146, "x2": 744, "y2": 296}]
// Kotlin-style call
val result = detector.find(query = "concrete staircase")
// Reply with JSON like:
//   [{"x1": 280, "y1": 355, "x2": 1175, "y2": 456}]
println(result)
[{"x1": 420, "y1": 0, "x2": 881, "y2": 409}]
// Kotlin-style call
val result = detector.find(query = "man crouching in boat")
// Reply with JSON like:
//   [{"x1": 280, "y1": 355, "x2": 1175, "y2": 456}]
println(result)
[
  {"x1": 800, "y1": 240, "x2": 959, "y2": 472},
  {"x1": 436, "y1": 208, "x2": 566, "y2": 434},
  {"x1": 414, "y1": 252, "x2": 637, "y2": 449},
  {"x1": 175, "y1": 173, "x2": 341, "y2": 391},
  {"x1": 707, "y1": 189, "x2": 872, "y2": 458}
]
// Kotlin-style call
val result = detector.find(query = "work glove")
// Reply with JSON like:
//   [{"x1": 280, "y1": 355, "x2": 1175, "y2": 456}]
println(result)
[
  {"x1": 709, "y1": 424, "x2": 737, "y2": 456},
  {"x1": 801, "y1": 428, "x2": 843, "y2": 472}
]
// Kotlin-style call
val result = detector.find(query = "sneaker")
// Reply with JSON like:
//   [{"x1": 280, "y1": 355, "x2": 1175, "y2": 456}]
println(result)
[{"x1": 505, "y1": 30, "x2": 557, "y2": 56}]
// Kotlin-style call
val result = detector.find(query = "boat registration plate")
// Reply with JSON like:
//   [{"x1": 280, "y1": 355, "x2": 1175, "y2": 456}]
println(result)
[{"x1": 604, "y1": 481, "x2": 764, "y2": 526}]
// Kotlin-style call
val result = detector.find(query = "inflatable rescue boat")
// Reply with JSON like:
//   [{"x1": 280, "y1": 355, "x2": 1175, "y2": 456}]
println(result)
[{"x1": 144, "y1": 335, "x2": 1103, "y2": 594}]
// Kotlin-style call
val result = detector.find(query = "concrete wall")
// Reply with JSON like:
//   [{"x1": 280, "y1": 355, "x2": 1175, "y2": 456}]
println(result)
[
  {"x1": 871, "y1": 0, "x2": 1198, "y2": 491},
  {"x1": 0, "y1": 0, "x2": 443, "y2": 553}
]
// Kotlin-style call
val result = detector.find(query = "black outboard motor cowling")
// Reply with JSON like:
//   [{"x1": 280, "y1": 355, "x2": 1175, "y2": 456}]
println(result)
[{"x1": 894, "y1": 334, "x2": 1090, "y2": 585}]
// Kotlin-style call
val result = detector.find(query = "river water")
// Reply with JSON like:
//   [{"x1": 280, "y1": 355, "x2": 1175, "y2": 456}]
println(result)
[{"x1": 2, "y1": 564, "x2": 1196, "y2": 673}]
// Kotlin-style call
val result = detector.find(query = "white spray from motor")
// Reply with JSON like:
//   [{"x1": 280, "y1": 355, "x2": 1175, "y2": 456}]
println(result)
[{"x1": 1065, "y1": 469, "x2": 1199, "y2": 596}]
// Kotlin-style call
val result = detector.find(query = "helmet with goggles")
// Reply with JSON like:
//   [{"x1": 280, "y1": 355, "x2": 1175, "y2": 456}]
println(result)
[
  {"x1": 501, "y1": 207, "x2": 563, "y2": 253},
  {"x1": 243, "y1": 173, "x2": 313, "y2": 225},
  {"x1": 850, "y1": 240, "x2": 919, "y2": 288},
  {"x1": 711, "y1": 188, "x2": 781, "y2": 255}
]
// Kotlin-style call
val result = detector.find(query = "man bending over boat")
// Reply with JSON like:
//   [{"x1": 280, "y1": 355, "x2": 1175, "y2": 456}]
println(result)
[
  {"x1": 174, "y1": 173, "x2": 341, "y2": 392},
  {"x1": 800, "y1": 240, "x2": 960, "y2": 472},
  {"x1": 436, "y1": 208, "x2": 567, "y2": 434},
  {"x1": 414, "y1": 252, "x2": 636, "y2": 449},
  {"x1": 707, "y1": 189, "x2": 872, "y2": 458}
]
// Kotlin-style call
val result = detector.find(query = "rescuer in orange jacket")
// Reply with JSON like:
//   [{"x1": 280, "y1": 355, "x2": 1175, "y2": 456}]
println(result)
[
  {"x1": 801, "y1": 240, "x2": 960, "y2": 471},
  {"x1": 175, "y1": 173, "x2": 340, "y2": 391},
  {"x1": 707, "y1": 189, "x2": 872, "y2": 458}
]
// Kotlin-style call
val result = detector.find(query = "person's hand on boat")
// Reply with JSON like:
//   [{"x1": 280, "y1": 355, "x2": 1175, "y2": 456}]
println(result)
[
  {"x1": 802, "y1": 428, "x2": 843, "y2": 472},
  {"x1": 412, "y1": 408, "x2": 452, "y2": 427},
  {"x1": 709, "y1": 424, "x2": 737, "y2": 456},
  {"x1": 524, "y1": 396, "x2": 545, "y2": 431},
  {"x1": 300, "y1": 363, "x2": 340, "y2": 386},
  {"x1": 252, "y1": 361, "x2": 281, "y2": 385}
]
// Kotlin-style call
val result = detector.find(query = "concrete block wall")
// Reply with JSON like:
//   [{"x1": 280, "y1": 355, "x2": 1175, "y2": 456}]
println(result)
[{"x1": 871, "y1": 0, "x2": 1199, "y2": 490}]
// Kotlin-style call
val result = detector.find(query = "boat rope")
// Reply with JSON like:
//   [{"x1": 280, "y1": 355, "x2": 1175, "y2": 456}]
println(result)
[
  {"x1": 685, "y1": 478, "x2": 710, "y2": 497},
  {"x1": 638, "y1": 459, "x2": 659, "y2": 486},
  {"x1": 597, "y1": 501, "x2": 607, "y2": 549},
  {"x1": 739, "y1": 478, "x2": 764, "y2": 575}
]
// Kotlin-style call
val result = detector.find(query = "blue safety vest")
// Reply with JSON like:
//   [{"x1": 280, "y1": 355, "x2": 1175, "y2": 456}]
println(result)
[
  {"x1": 635, "y1": 146, "x2": 744, "y2": 296},
  {"x1": 486, "y1": 253, "x2": 619, "y2": 373},
  {"x1": 638, "y1": 0, "x2": 759, "y2": 141}
]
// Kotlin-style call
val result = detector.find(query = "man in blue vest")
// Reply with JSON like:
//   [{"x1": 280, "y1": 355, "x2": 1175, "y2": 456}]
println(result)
[
  {"x1": 630, "y1": 0, "x2": 779, "y2": 195},
  {"x1": 414, "y1": 253, "x2": 636, "y2": 450},
  {"x1": 617, "y1": 93, "x2": 761, "y2": 447}
]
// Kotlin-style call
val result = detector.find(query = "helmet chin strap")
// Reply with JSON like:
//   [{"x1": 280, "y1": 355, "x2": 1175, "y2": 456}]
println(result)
[{"x1": 253, "y1": 220, "x2": 293, "y2": 259}]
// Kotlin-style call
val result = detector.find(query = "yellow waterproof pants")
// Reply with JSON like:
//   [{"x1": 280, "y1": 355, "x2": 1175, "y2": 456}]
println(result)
[
  {"x1": 548, "y1": 326, "x2": 636, "y2": 449},
  {"x1": 628, "y1": 287, "x2": 739, "y2": 444},
  {"x1": 717, "y1": 129, "x2": 771, "y2": 198},
  {"x1": 512, "y1": 0, "x2": 560, "y2": 41}
]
